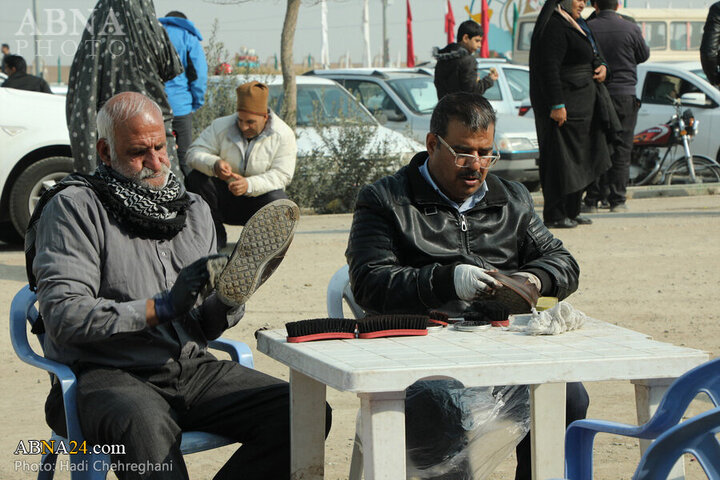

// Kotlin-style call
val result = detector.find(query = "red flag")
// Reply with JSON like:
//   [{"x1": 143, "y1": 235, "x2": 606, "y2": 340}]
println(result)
[
  {"x1": 480, "y1": 0, "x2": 490, "y2": 58},
  {"x1": 406, "y1": 0, "x2": 415, "y2": 67},
  {"x1": 445, "y1": 0, "x2": 455, "y2": 44}
]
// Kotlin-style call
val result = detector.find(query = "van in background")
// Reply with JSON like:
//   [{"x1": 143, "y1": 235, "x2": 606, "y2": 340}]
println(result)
[{"x1": 512, "y1": 8, "x2": 706, "y2": 65}]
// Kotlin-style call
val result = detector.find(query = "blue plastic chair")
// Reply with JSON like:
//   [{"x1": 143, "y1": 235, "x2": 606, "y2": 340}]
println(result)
[
  {"x1": 632, "y1": 406, "x2": 720, "y2": 479},
  {"x1": 10, "y1": 284, "x2": 255, "y2": 480},
  {"x1": 564, "y1": 356, "x2": 720, "y2": 480}
]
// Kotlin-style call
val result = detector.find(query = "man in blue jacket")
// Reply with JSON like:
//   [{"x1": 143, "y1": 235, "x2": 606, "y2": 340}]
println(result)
[{"x1": 159, "y1": 11, "x2": 208, "y2": 178}]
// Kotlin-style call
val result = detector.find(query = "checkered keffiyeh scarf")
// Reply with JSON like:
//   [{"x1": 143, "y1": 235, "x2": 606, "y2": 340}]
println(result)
[{"x1": 91, "y1": 164, "x2": 190, "y2": 238}]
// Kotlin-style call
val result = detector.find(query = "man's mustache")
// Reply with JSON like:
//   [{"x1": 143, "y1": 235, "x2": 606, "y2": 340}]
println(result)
[{"x1": 459, "y1": 170, "x2": 484, "y2": 180}]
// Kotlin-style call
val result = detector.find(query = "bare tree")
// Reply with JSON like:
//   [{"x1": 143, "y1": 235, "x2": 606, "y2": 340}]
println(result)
[
  {"x1": 205, "y1": 0, "x2": 302, "y2": 129},
  {"x1": 280, "y1": 0, "x2": 301, "y2": 129}
]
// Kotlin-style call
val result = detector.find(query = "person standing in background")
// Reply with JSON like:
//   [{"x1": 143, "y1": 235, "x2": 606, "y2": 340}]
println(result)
[
  {"x1": 159, "y1": 11, "x2": 208, "y2": 177},
  {"x1": 66, "y1": 0, "x2": 183, "y2": 176},
  {"x1": 585, "y1": 0, "x2": 649, "y2": 213},
  {"x1": 529, "y1": 0, "x2": 613, "y2": 229},
  {"x1": 433, "y1": 20, "x2": 499, "y2": 99},
  {"x1": 701, "y1": 2, "x2": 720, "y2": 87},
  {"x1": 1, "y1": 44, "x2": 11, "y2": 74},
  {"x1": 1, "y1": 55, "x2": 52, "y2": 93}
]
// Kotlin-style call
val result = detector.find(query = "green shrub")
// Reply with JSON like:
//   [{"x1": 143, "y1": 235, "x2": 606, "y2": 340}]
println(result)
[{"x1": 288, "y1": 115, "x2": 395, "y2": 213}]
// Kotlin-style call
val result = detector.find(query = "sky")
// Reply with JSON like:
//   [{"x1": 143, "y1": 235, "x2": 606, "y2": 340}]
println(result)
[{"x1": 0, "y1": 0, "x2": 715, "y2": 71}]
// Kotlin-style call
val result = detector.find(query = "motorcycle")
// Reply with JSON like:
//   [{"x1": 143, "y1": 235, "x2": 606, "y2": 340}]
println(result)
[{"x1": 630, "y1": 96, "x2": 720, "y2": 185}]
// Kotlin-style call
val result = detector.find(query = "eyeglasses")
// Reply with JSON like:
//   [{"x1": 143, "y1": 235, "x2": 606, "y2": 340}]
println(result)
[{"x1": 435, "y1": 134, "x2": 500, "y2": 169}]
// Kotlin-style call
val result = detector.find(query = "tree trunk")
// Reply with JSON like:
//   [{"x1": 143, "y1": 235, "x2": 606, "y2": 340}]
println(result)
[{"x1": 280, "y1": 0, "x2": 301, "y2": 129}]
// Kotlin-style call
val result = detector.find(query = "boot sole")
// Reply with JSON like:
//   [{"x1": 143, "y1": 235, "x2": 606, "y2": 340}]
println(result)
[{"x1": 217, "y1": 199, "x2": 299, "y2": 307}]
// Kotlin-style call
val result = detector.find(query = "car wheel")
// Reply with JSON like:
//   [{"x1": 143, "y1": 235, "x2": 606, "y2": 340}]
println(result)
[{"x1": 9, "y1": 156, "x2": 74, "y2": 238}]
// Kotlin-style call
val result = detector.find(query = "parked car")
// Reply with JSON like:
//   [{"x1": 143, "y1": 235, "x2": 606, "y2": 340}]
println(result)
[
  {"x1": 475, "y1": 59, "x2": 531, "y2": 115},
  {"x1": 0, "y1": 87, "x2": 73, "y2": 242},
  {"x1": 1, "y1": 75, "x2": 422, "y2": 241},
  {"x1": 519, "y1": 62, "x2": 720, "y2": 162},
  {"x1": 304, "y1": 67, "x2": 540, "y2": 188}
]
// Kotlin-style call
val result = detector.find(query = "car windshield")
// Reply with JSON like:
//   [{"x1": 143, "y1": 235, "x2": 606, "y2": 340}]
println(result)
[
  {"x1": 268, "y1": 84, "x2": 376, "y2": 126},
  {"x1": 385, "y1": 76, "x2": 438, "y2": 114}
]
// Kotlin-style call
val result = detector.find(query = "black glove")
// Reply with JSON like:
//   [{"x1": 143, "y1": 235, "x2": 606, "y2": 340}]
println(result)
[{"x1": 153, "y1": 254, "x2": 229, "y2": 322}]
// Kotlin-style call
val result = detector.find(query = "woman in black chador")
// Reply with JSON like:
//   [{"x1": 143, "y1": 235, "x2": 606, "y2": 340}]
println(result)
[{"x1": 529, "y1": 0, "x2": 615, "y2": 228}]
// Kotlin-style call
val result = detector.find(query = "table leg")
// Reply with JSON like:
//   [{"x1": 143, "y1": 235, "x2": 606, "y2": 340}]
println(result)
[
  {"x1": 358, "y1": 391, "x2": 406, "y2": 480},
  {"x1": 290, "y1": 369, "x2": 327, "y2": 480},
  {"x1": 633, "y1": 378, "x2": 685, "y2": 480},
  {"x1": 530, "y1": 383, "x2": 566, "y2": 480}
]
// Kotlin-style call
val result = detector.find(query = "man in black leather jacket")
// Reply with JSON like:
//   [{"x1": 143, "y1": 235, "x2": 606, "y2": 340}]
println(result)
[
  {"x1": 701, "y1": 1, "x2": 720, "y2": 87},
  {"x1": 346, "y1": 92, "x2": 587, "y2": 480},
  {"x1": 433, "y1": 20, "x2": 499, "y2": 99}
]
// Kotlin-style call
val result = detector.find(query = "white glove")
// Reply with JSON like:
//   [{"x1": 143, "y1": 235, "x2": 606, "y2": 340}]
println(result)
[
  {"x1": 453, "y1": 265, "x2": 502, "y2": 301},
  {"x1": 511, "y1": 272, "x2": 542, "y2": 292}
]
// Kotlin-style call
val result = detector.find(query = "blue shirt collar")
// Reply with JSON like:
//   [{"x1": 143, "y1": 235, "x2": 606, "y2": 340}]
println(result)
[{"x1": 419, "y1": 156, "x2": 488, "y2": 212}]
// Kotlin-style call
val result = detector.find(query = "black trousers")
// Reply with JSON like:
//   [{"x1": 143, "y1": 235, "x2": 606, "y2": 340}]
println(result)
[
  {"x1": 404, "y1": 380, "x2": 589, "y2": 480},
  {"x1": 543, "y1": 190, "x2": 583, "y2": 223},
  {"x1": 172, "y1": 113, "x2": 193, "y2": 179},
  {"x1": 45, "y1": 356, "x2": 332, "y2": 480},
  {"x1": 585, "y1": 95, "x2": 639, "y2": 207},
  {"x1": 185, "y1": 170, "x2": 289, "y2": 247}
]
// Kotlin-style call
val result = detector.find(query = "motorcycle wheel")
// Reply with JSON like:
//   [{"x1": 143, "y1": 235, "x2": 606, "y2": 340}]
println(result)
[{"x1": 664, "y1": 156, "x2": 720, "y2": 185}]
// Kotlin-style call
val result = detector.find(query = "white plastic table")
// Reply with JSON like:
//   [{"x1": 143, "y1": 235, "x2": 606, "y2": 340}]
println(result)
[{"x1": 257, "y1": 318, "x2": 708, "y2": 480}]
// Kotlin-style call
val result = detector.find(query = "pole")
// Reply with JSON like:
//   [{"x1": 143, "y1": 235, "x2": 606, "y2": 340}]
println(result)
[
  {"x1": 382, "y1": 0, "x2": 389, "y2": 67},
  {"x1": 32, "y1": 0, "x2": 40, "y2": 76}
]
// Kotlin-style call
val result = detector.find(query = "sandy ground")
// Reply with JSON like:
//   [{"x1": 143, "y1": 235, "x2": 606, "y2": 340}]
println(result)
[{"x1": 1, "y1": 193, "x2": 719, "y2": 480}]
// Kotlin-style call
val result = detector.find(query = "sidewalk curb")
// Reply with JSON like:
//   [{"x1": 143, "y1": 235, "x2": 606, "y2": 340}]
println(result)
[{"x1": 530, "y1": 183, "x2": 719, "y2": 207}]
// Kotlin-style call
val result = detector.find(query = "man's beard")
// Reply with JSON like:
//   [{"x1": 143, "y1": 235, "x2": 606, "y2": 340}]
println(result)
[{"x1": 110, "y1": 154, "x2": 170, "y2": 191}]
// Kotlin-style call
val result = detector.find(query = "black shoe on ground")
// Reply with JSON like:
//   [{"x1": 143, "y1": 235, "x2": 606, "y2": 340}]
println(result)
[
  {"x1": 599, "y1": 200, "x2": 611, "y2": 209},
  {"x1": 216, "y1": 199, "x2": 300, "y2": 307},
  {"x1": 573, "y1": 215, "x2": 593, "y2": 225},
  {"x1": 544, "y1": 218, "x2": 578, "y2": 229}
]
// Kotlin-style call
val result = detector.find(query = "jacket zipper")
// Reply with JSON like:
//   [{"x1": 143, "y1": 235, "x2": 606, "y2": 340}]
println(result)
[{"x1": 459, "y1": 212, "x2": 470, "y2": 253}]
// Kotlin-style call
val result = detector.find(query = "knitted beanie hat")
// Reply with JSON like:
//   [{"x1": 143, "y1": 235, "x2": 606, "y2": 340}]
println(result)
[{"x1": 236, "y1": 81, "x2": 269, "y2": 116}]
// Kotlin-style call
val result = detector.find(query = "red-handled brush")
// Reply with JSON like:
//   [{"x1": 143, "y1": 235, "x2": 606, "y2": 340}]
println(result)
[
  {"x1": 357, "y1": 315, "x2": 428, "y2": 339},
  {"x1": 285, "y1": 318, "x2": 357, "y2": 343}
]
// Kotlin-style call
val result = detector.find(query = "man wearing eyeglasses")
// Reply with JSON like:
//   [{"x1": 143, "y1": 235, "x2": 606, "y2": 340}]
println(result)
[{"x1": 346, "y1": 92, "x2": 586, "y2": 480}]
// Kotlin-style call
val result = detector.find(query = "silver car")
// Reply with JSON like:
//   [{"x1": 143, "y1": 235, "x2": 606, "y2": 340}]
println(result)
[{"x1": 304, "y1": 68, "x2": 540, "y2": 188}]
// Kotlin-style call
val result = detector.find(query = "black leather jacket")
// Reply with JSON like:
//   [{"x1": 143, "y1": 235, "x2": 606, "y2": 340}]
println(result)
[
  {"x1": 346, "y1": 153, "x2": 579, "y2": 315},
  {"x1": 701, "y1": 2, "x2": 720, "y2": 86}
]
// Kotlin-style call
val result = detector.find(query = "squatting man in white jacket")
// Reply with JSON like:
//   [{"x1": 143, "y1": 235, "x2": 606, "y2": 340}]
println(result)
[{"x1": 186, "y1": 80, "x2": 297, "y2": 249}]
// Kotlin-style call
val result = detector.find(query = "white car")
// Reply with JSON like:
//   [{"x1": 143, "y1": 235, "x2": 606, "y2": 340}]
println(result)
[
  {"x1": 475, "y1": 59, "x2": 531, "y2": 115},
  {"x1": 0, "y1": 87, "x2": 73, "y2": 241}
]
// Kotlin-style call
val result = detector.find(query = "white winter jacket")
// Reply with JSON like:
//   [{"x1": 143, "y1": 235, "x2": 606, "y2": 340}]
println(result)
[{"x1": 186, "y1": 110, "x2": 296, "y2": 196}]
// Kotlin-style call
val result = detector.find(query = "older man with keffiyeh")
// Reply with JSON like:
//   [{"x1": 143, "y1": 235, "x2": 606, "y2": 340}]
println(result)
[{"x1": 28, "y1": 92, "x2": 331, "y2": 480}]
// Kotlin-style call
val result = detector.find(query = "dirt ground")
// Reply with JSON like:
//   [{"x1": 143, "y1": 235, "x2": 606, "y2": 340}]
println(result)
[{"x1": 1, "y1": 193, "x2": 718, "y2": 479}]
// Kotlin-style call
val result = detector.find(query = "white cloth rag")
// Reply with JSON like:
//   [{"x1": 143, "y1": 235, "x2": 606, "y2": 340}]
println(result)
[{"x1": 524, "y1": 301, "x2": 587, "y2": 335}]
